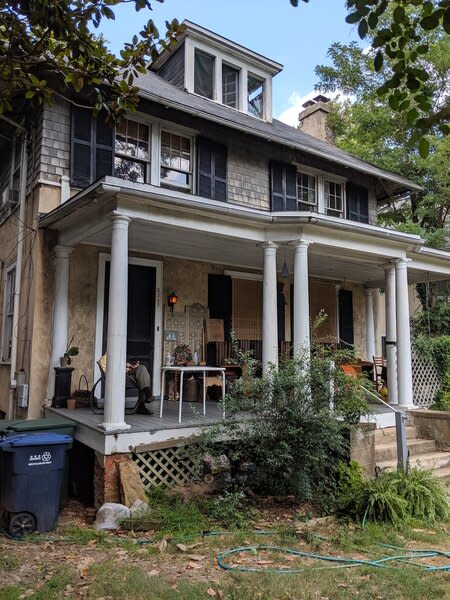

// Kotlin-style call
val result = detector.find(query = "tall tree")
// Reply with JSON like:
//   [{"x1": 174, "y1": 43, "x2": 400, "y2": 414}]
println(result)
[
  {"x1": 315, "y1": 38, "x2": 450, "y2": 247},
  {"x1": 293, "y1": 0, "x2": 450, "y2": 145},
  {"x1": 0, "y1": 0, "x2": 182, "y2": 121}
]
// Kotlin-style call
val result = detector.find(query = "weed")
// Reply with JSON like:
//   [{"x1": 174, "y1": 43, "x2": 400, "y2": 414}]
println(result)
[
  {"x1": 205, "y1": 490, "x2": 256, "y2": 529},
  {"x1": 0, "y1": 549, "x2": 19, "y2": 571}
]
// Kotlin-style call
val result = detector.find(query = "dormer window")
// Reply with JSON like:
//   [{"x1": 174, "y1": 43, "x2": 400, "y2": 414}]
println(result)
[
  {"x1": 248, "y1": 75, "x2": 264, "y2": 118},
  {"x1": 194, "y1": 49, "x2": 215, "y2": 99},
  {"x1": 222, "y1": 64, "x2": 239, "y2": 108}
]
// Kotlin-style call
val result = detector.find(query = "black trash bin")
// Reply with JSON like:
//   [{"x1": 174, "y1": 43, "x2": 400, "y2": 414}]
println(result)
[
  {"x1": 0, "y1": 419, "x2": 76, "y2": 507},
  {"x1": 0, "y1": 433, "x2": 72, "y2": 537}
]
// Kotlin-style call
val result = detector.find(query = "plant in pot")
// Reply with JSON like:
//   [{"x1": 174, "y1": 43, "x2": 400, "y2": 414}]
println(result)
[{"x1": 60, "y1": 345, "x2": 79, "y2": 367}]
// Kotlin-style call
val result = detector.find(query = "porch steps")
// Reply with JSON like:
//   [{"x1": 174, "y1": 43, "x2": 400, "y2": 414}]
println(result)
[{"x1": 375, "y1": 426, "x2": 450, "y2": 479}]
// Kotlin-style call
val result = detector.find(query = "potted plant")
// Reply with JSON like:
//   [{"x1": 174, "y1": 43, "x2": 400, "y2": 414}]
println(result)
[{"x1": 60, "y1": 344, "x2": 79, "y2": 367}]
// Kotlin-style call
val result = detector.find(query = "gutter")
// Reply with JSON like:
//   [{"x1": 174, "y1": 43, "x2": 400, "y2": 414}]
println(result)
[
  {"x1": 8, "y1": 133, "x2": 28, "y2": 419},
  {"x1": 39, "y1": 178, "x2": 426, "y2": 250}
]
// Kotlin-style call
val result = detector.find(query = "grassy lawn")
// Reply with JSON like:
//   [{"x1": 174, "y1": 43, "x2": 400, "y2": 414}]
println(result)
[{"x1": 0, "y1": 517, "x2": 449, "y2": 599}]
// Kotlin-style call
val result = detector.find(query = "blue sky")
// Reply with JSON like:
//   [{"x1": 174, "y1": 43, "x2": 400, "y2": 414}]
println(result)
[{"x1": 99, "y1": 0, "x2": 360, "y2": 125}]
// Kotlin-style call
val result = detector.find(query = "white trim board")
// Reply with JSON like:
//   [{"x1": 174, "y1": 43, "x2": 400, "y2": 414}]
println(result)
[{"x1": 94, "y1": 253, "x2": 163, "y2": 397}]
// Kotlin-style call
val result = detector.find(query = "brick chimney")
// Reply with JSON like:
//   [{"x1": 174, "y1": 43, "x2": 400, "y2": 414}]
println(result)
[{"x1": 298, "y1": 95, "x2": 334, "y2": 143}]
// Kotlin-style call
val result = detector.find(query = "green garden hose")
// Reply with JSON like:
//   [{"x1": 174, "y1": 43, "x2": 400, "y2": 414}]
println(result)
[{"x1": 217, "y1": 544, "x2": 450, "y2": 574}]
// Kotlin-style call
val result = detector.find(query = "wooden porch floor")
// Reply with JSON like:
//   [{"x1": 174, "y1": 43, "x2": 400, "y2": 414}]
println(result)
[{"x1": 48, "y1": 398, "x2": 226, "y2": 434}]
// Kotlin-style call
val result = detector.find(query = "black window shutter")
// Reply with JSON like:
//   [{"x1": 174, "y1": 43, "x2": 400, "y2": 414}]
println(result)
[
  {"x1": 271, "y1": 162, "x2": 297, "y2": 211},
  {"x1": 197, "y1": 138, "x2": 227, "y2": 202},
  {"x1": 72, "y1": 108, "x2": 113, "y2": 186},
  {"x1": 72, "y1": 107, "x2": 92, "y2": 187},
  {"x1": 94, "y1": 116, "x2": 114, "y2": 180},
  {"x1": 338, "y1": 289, "x2": 354, "y2": 347},
  {"x1": 346, "y1": 182, "x2": 369, "y2": 223}
]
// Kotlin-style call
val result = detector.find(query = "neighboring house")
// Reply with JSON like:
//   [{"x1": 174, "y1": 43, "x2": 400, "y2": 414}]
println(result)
[{"x1": 1, "y1": 21, "x2": 449, "y2": 502}]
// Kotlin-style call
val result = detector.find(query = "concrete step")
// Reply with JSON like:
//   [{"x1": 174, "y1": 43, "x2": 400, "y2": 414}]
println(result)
[
  {"x1": 375, "y1": 438, "x2": 437, "y2": 462},
  {"x1": 375, "y1": 426, "x2": 417, "y2": 444},
  {"x1": 377, "y1": 451, "x2": 450, "y2": 473},
  {"x1": 433, "y1": 466, "x2": 450, "y2": 479}
]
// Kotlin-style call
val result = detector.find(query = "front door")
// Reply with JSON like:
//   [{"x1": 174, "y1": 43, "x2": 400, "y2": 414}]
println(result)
[{"x1": 102, "y1": 263, "x2": 156, "y2": 373}]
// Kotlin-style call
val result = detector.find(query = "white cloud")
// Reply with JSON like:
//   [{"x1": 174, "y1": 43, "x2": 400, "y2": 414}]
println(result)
[{"x1": 277, "y1": 90, "x2": 348, "y2": 127}]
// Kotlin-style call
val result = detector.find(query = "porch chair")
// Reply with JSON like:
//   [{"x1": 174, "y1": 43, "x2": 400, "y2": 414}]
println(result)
[
  {"x1": 372, "y1": 356, "x2": 386, "y2": 392},
  {"x1": 90, "y1": 360, "x2": 141, "y2": 415}
]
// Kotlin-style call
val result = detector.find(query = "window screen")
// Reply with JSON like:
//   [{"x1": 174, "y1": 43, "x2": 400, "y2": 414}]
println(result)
[
  {"x1": 194, "y1": 50, "x2": 215, "y2": 99},
  {"x1": 248, "y1": 75, "x2": 264, "y2": 118},
  {"x1": 222, "y1": 64, "x2": 239, "y2": 108},
  {"x1": 160, "y1": 131, "x2": 192, "y2": 190}
]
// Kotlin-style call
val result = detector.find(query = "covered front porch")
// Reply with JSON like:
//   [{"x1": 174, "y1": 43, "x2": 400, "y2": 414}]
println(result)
[{"x1": 39, "y1": 178, "x2": 450, "y2": 443}]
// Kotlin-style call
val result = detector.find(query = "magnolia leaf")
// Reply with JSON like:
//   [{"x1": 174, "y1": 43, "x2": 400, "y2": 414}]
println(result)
[
  {"x1": 420, "y1": 12, "x2": 441, "y2": 30},
  {"x1": 346, "y1": 11, "x2": 361, "y2": 24},
  {"x1": 443, "y1": 7, "x2": 450, "y2": 33},
  {"x1": 358, "y1": 18, "x2": 368, "y2": 38},
  {"x1": 374, "y1": 51, "x2": 383, "y2": 72}
]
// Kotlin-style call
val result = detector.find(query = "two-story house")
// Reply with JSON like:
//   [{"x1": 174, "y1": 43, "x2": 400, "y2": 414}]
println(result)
[{"x1": 1, "y1": 21, "x2": 450, "y2": 503}]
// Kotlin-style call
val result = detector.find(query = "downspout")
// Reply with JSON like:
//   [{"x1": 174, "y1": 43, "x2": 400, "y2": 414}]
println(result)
[{"x1": 7, "y1": 133, "x2": 28, "y2": 419}]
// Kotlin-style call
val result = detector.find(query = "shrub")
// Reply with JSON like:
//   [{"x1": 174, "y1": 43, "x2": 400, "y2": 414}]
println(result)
[
  {"x1": 203, "y1": 352, "x2": 369, "y2": 512},
  {"x1": 336, "y1": 464, "x2": 449, "y2": 526},
  {"x1": 205, "y1": 490, "x2": 256, "y2": 529}
]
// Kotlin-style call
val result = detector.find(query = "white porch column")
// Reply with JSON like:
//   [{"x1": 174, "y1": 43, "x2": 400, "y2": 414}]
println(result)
[
  {"x1": 384, "y1": 264, "x2": 398, "y2": 405},
  {"x1": 394, "y1": 258, "x2": 414, "y2": 408},
  {"x1": 47, "y1": 245, "x2": 73, "y2": 400},
  {"x1": 262, "y1": 242, "x2": 278, "y2": 373},
  {"x1": 101, "y1": 215, "x2": 131, "y2": 431},
  {"x1": 364, "y1": 288, "x2": 376, "y2": 361},
  {"x1": 292, "y1": 240, "x2": 311, "y2": 356}
]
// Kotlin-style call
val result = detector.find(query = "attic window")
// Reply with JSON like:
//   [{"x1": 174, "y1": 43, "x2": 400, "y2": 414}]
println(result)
[
  {"x1": 194, "y1": 49, "x2": 215, "y2": 99},
  {"x1": 248, "y1": 74, "x2": 264, "y2": 118},
  {"x1": 222, "y1": 64, "x2": 239, "y2": 108}
]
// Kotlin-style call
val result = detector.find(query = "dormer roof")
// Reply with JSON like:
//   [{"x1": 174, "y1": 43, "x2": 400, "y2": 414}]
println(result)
[{"x1": 152, "y1": 20, "x2": 283, "y2": 76}]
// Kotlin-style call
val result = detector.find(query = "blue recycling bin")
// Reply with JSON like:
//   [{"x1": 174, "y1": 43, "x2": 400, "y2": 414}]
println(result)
[{"x1": 0, "y1": 433, "x2": 72, "y2": 537}]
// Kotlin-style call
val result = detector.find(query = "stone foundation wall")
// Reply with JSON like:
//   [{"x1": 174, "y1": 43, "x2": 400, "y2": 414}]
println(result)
[{"x1": 408, "y1": 409, "x2": 450, "y2": 451}]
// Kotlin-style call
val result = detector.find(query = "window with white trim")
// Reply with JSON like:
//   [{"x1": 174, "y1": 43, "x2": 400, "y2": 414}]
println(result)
[
  {"x1": 114, "y1": 119, "x2": 150, "y2": 183},
  {"x1": 248, "y1": 74, "x2": 264, "y2": 118},
  {"x1": 194, "y1": 49, "x2": 215, "y2": 99},
  {"x1": 2, "y1": 265, "x2": 15, "y2": 362},
  {"x1": 297, "y1": 172, "x2": 317, "y2": 211},
  {"x1": 160, "y1": 130, "x2": 192, "y2": 191},
  {"x1": 222, "y1": 64, "x2": 239, "y2": 108},
  {"x1": 324, "y1": 180, "x2": 344, "y2": 217}
]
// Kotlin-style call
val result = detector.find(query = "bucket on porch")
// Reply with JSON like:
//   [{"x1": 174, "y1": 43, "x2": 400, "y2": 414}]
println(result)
[{"x1": 183, "y1": 376, "x2": 200, "y2": 402}]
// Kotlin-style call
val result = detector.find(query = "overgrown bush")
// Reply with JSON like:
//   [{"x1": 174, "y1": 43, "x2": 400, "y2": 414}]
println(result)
[
  {"x1": 203, "y1": 351, "x2": 370, "y2": 512},
  {"x1": 337, "y1": 463, "x2": 449, "y2": 526}
]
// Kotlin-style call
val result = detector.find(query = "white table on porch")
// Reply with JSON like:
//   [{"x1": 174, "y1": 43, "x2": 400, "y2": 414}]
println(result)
[{"x1": 160, "y1": 365, "x2": 226, "y2": 423}]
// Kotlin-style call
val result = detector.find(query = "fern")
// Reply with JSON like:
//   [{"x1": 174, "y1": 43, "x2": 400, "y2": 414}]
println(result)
[{"x1": 395, "y1": 467, "x2": 449, "y2": 523}]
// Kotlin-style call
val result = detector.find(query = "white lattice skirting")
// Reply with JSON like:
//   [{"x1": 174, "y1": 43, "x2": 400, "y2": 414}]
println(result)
[
  {"x1": 131, "y1": 446, "x2": 201, "y2": 490},
  {"x1": 411, "y1": 347, "x2": 442, "y2": 408}
]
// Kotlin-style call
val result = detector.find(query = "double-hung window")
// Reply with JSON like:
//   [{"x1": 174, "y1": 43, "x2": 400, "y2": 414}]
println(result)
[
  {"x1": 160, "y1": 130, "x2": 192, "y2": 191},
  {"x1": 324, "y1": 180, "x2": 344, "y2": 217},
  {"x1": 297, "y1": 171, "x2": 317, "y2": 211},
  {"x1": 114, "y1": 119, "x2": 150, "y2": 183},
  {"x1": 2, "y1": 265, "x2": 15, "y2": 362}
]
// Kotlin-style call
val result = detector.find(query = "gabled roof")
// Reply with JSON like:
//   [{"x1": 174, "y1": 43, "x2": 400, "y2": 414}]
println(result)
[{"x1": 135, "y1": 70, "x2": 422, "y2": 196}]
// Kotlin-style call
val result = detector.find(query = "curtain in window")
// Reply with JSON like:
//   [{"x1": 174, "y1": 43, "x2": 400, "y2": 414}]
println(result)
[{"x1": 194, "y1": 50, "x2": 214, "y2": 99}]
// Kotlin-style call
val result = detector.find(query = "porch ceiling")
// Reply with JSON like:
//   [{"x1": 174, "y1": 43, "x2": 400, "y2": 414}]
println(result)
[{"x1": 81, "y1": 219, "x2": 423, "y2": 287}]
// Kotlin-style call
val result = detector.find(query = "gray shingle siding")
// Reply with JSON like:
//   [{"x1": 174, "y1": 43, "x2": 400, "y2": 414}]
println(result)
[
  {"x1": 40, "y1": 101, "x2": 71, "y2": 183},
  {"x1": 157, "y1": 46, "x2": 185, "y2": 89}
]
